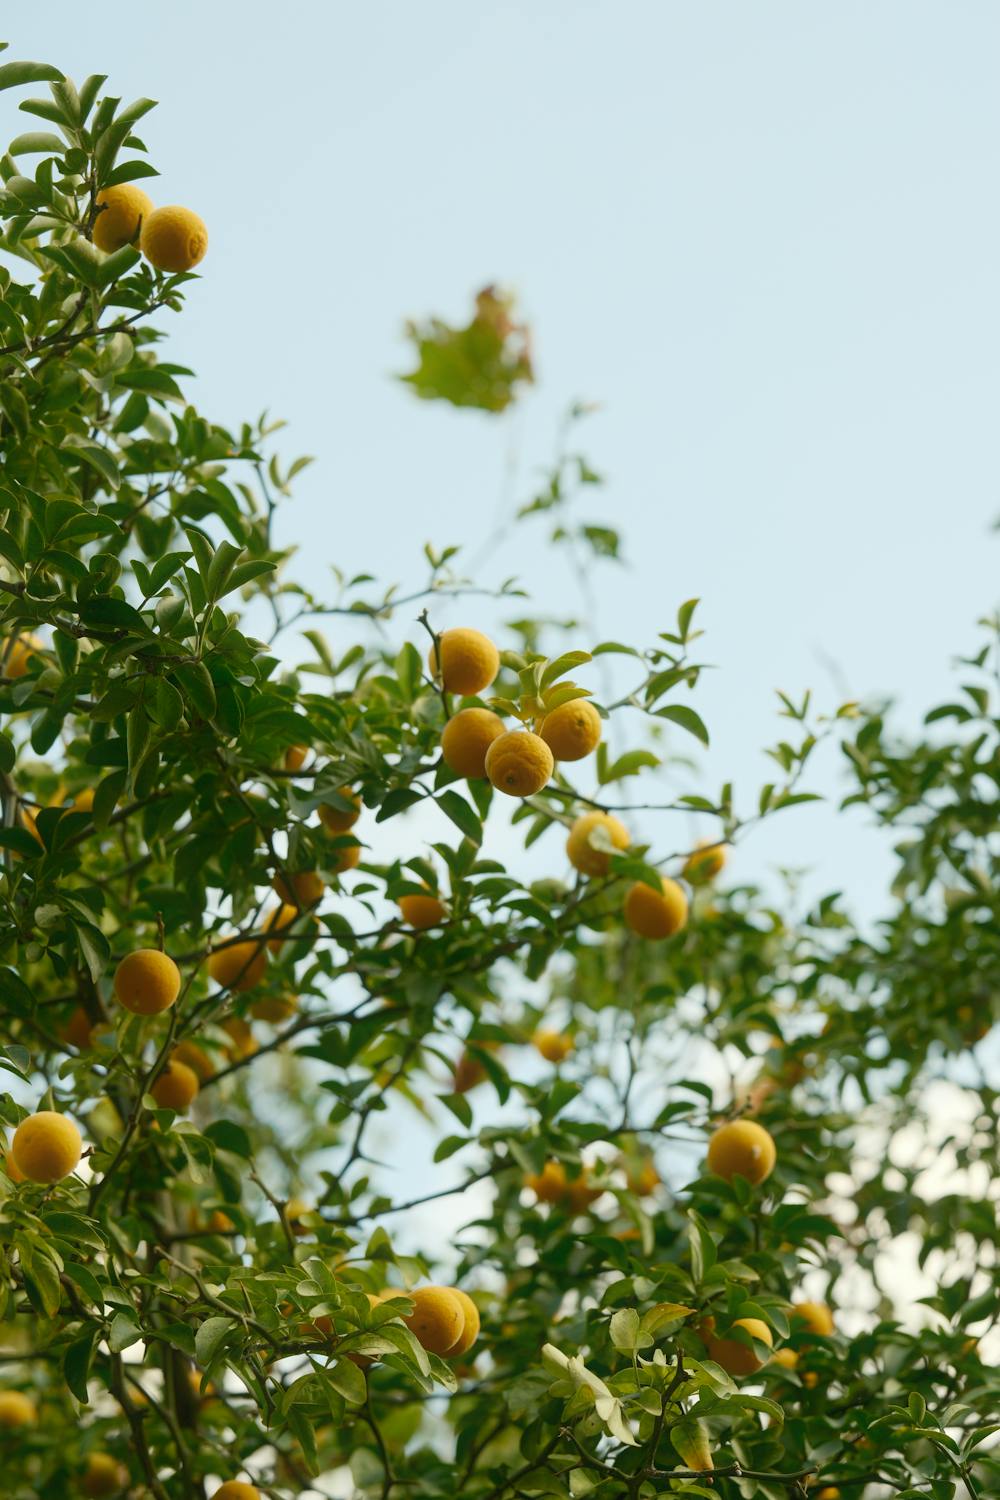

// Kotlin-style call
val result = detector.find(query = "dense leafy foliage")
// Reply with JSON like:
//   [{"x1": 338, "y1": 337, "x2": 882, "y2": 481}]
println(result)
[{"x1": 0, "y1": 45, "x2": 996, "y2": 1500}]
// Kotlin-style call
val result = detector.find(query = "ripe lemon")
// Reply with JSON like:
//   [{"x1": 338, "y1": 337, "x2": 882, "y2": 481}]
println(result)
[
  {"x1": 250, "y1": 993, "x2": 298, "y2": 1023},
  {"x1": 525, "y1": 1160, "x2": 598, "y2": 1212},
  {"x1": 403, "y1": 1286, "x2": 465, "y2": 1355},
  {"x1": 706, "y1": 1120, "x2": 776, "y2": 1186},
  {"x1": 770, "y1": 1347, "x2": 799, "y2": 1371},
  {"x1": 329, "y1": 840, "x2": 361, "y2": 875},
  {"x1": 114, "y1": 949, "x2": 181, "y2": 1015},
  {"x1": 792, "y1": 1301, "x2": 835, "y2": 1336},
  {"x1": 171, "y1": 1039, "x2": 214, "y2": 1081},
  {"x1": 3, "y1": 632, "x2": 42, "y2": 678},
  {"x1": 816, "y1": 1490, "x2": 841, "y2": 1500},
  {"x1": 264, "y1": 902, "x2": 299, "y2": 952},
  {"x1": 93, "y1": 183, "x2": 153, "y2": 253},
  {"x1": 447, "y1": 1289, "x2": 481, "y2": 1356},
  {"x1": 441, "y1": 707, "x2": 505, "y2": 778},
  {"x1": 208, "y1": 940, "x2": 267, "y2": 993},
  {"x1": 485, "y1": 730, "x2": 553, "y2": 797},
  {"x1": 11, "y1": 1111, "x2": 82, "y2": 1183},
  {"x1": 566, "y1": 811, "x2": 630, "y2": 876},
  {"x1": 533, "y1": 1028, "x2": 573, "y2": 1062},
  {"x1": 140, "y1": 205, "x2": 208, "y2": 272},
  {"x1": 61, "y1": 1005, "x2": 97, "y2": 1051},
  {"x1": 428, "y1": 628, "x2": 500, "y2": 696},
  {"x1": 150, "y1": 1059, "x2": 200, "y2": 1113},
  {"x1": 272, "y1": 870, "x2": 325, "y2": 907},
  {"x1": 683, "y1": 839, "x2": 727, "y2": 883},
  {"x1": 0, "y1": 1391, "x2": 36, "y2": 1427},
  {"x1": 539, "y1": 698, "x2": 602, "y2": 761},
  {"x1": 398, "y1": 892, "x2": 446, "y2": 929},
  {"x1": 221, "y1": 1016, "x2": 257, "y2": 1059},
  {"x1": 624, "y1": 877, "x2": 688, "y2": 939},
  {"x1": 624, "y1": 1158, "x2": 660, "y2": 1196},
  {"x1": 704, "y1": 1316, "x2": 773, "y2": 1376},
  {"x1": 80, "y1": 1452, "x2": 128, "y2": 1496},
  {"x1": 214, "y1": 1485, "x2": 260, "y2": 1500},
  {"x1": 318, "y1": 789, "x2": 361, "y2": 833},
  {"x1": 284, "y1": 744, "x2": 308, "y2": 771}
]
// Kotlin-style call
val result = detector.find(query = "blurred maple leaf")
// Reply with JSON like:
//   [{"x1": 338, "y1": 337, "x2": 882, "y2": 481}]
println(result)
[{"x1": 400, "y1": 285, "x2": 534, "y2": 413}]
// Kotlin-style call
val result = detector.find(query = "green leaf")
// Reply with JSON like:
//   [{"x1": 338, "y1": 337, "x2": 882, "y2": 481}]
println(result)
[
  {"x1": 0, "y1": 61, "x2": 64, "y2": 92},
  {"x1": 326, "y1": 1357, "x2": 367, "y2": 1405},
  {"x1": 109, "y1": 1311, "x2": 142, "y2": 1352},
  {"x1": 63, "y1": 1329, "x2": 97, "y2": 1404},
  {"x1": 655, "y1": 704, "x2": 709, "y2": 746},
  {"x1": 195, "y1": 1315, "x2": 235, "y2": 1368},
  {"x1": 436, "y1": 790, "x2": 482, "y2": 844}
]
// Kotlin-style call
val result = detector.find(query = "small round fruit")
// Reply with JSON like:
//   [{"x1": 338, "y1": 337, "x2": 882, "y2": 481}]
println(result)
[
  {"x1": 792, "y1": 1301, "x2": 835, "y2": 1337},
  {"x1": 453, "y1": 1050, "x2": 487, "y2": 1093},
  {"x1": 171, "y1": 1040, "x2": 214, "y2": 1081},
  {"x1": 329, "y1": 840, "x2": 361, "y2": 875},
  {"x1": 525, "y1": 1160, "x2": 597, "y2": 1212},
  {"x1": 150, "y1": 1060, "x2": 200, "y2": 1113},
  {"x1": 93, "y1": 183, "x2": 154, "y2": 253},
  {"x1": 140, "y1": 205, "x2": 208, "y2": 272},
  {"x1": 485, "y1": 730, "x2": 554, "y2": 797},
  {"x1": 3, "y1": 633, "x2": 42, "y2": 678},
  {"x1": 81, "y1": 1452, "x2": 128, "y2": 1496},
  {"x1": 539, "y1": 698, "x2": 602, "y2": 761},
  {"x1": 3, "y1": 1151, "x2": 26, "y2": 1183},
  {"x1": 683, "y1": 839, "x2": 727, "y2": 883},
  {"x1": 625, "y1": 1159, "x2": 660, "y2": 1196},
  {"x1": 272, "y1": 869, "x2": 325, "y2": 907},
  {"x1": 213, "y1": 1485, "x2": 260, "y2": 1500},
  {"x1": 221, "y1": 1017, "x2": 257, "y2": 1059},
  {"x1": 624, "y1": 877, "x2": 688, "y2": 939},
  {"x1": 318, "y1": 789, "x2": 361, "y2": 833},
  {"x1": 705, "y1": 1316, "x2": 773, "y2": 1377},
  {"x1": 208, "y1": 941, "x2": 267, "y2": 993},
  {"x1": 284, "y1": 744, "x2": 308, "y2": 771},
  {"x1": 403, "y1": 1286, "x2": 465, "y2": 1356},
  {"x1": 533, "y1": 1029, "x2": 573, "y2": 1063},
  {"x1": 770, "y1": 1347, "x2": 799, "y2": 1371},
  {"x1": 566, "y1": 811, "x2": 630, "y2": 876},
  {"x1": 428, "y1": 628, "x2": 500, "y2": 696},
  {"x1": 285, "y1": 1197, "x2": 312, "y2": 1236},
  {"x1": 706, "y1": 1120, "x2": 776, "y2": 1186},
  {"x1": 114, "y1": 949, "x2": 181, "y2": 1016},
  {"x1": 0, "y1": 1391, "x2": 36, "y2": 1427},
  {"x1": 250, "y1": 993, "x2": 298, "y2": 1023},
  {"x1": 11, "y1": 1111, "x2": 82, "y2": 1183},
  {"x1": 62, "y1": 1005, "x2": 96, "y2": 1051},
  {"x1": 815, "y1": 1490, "x2": 841, "y2": 1500},
  {"x1": 264, "y1": 903, "x2": 299, "y2": 952},
  {"x1": 441, "y1": 707, "x2": 506, "y2": 779},
  {"x1": 398, "y1": 893, "x2": 446, "y2": 930},
  {"x1": 447, "y1": 1288, "x2": 481, "y2": 1356}
]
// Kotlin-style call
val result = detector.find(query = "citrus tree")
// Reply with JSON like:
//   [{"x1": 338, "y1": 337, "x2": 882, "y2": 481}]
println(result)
[{"x1": 0, "y1": 45, "x2": 996, "y2": 1500}]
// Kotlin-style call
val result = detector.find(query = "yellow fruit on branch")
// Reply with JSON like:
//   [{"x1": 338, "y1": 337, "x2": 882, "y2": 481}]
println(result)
[
  {"x1": 524, "y1": 1160, "x2": 599, "y2": 1213},
  {"x1": 448, "y1": 1288, "x2": 481, "y2": 1356},
  {"x1": 815, "y1": 1490, "x2": 842, "y2": 1499},
  {"x1": 71, "y1": 787, "x2": 95, "y2": 813},
  {"x1": 140, "y1": 204, "x2": 208, "y2": 272},
  {"x1": 2, "y1": 632, "x2": 42, "y2": 679},
  {"x1": 565, "y1": 811, "x2": 630, "y2": 876},
  {"x1": 80, "y1": 1451, "x2": 129, "y2": 1496},
  {"x1": 533, "y1": 1028, "x2": 573, "y2": 1063},
  {"x1": 114, "y1": 949, "x2": 181, "y2": 1015},
  {"x1": 150, "y1": 1059, "x2": 200, "y2": 1113},
  {"x1": 272, "y1": 869, "x2": 325, "y2": 907},
  {"x1": 221, "y1": 1017, "x2": 257, "y2": 1059},
  {"x1": 706, "y1": 1120, "x2": 776, "y2": 1186},
  {"x1": 683, "y1": 839, "x2": 727, "y2": 883},
  {"x1": 264, "y1": 902, "x2": 300, "y2": 952},
  {"x1": 213, "y1": 1484, "x2": 260, "y2": 1500},
  {"x1": 329, "y1": 839, "x2": 361, "y2": 875},
  {"x1": 623, "y1": 877, "x2": 688, "y2": 939},
  {"x1": 703, "y1": 1315, "x2": 773, "y2": 1376},
  {"x1": 791, "y1": 1301, "x2": 835, "y2": 1337},
  {"x1": 284, "y1": 1197, "x2": 312, "y2": 1236},
  {"x1": 11, "y1": 1111, "x2": 82, "y2": 1183},
  {"x1": 624, "y1": 1157, "x2": 660, "y2": 1196},
  {"x1": 3, "y1": 1151, "x2": 26, "y2": 1183},
  {"x1": 770, "y1": 1346, "x2": 799, "y2": 1371},
  {"x1": 250, "y1": 993, "x2": 298, "y2": 1024},
  {"x1": 402, "y1": 1286, "x2": 465, "y2": 1356},
  {"x1": 92, "y1": 183, "x2": 153, "y2": 253},
  {"x1": 484, "y1": 730, "x2": 553, "y2": 797},
  {"x1": 61, "y1": 1005, "x2": 97, "y2": 1051},
  {"x1": 398, "y1": 892, "x2": 447, "y2": 929},
  {"x1": 171, "y1": 1040, "x2": 214, "y2": 1082},
  {"x1": 441, "y1": 707, "x2": 506, "y2": 778},
  {"x1": 284, "y1": 744, "x2": 308, "y2": 771},
  {"x1": 0, "y1": 1390, "x2": 36, "y2": 1427},
  {"x1": 539, "y1": 698, "x2": 602, "y2": 761},
  {"x1": 318, "y1": 788, "x2": 361, "y2": 833},
  {"x1": 208, "y1": 940, "x2": 268, "y2": 993},
  {"x1": 428, "y1": 627, "x2": 500, "y2": 696},
  {"x1": 453, "y1": 1044, "x2": 499, "y2": 1092}
]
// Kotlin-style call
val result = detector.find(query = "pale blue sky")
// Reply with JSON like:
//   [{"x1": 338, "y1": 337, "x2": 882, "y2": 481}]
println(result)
[{"x1": 8, "y1": 3, "x2": 1000, "y2": 912}]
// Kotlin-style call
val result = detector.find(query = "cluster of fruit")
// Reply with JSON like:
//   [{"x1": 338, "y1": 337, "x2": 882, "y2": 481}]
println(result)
[{"x1": 92, "y1": 183, "x2": 207, "y2": 273}]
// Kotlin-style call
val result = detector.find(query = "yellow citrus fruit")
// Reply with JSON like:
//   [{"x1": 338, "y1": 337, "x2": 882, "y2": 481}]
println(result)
[
  {"x1": 441, "y1": 707, "x2": 506, "y2": 778},
  {"x1": 272, "y1": 869, "x2": 325, "y2": 907},
  {"x1": 816, "y1": 1489, "x2": 841, "y2": 1500},
  {"x1": 539, "y1": 698, "x2": 602, "y2": 761},
  {"x1": 72, "y1": 787, "x2": 95, "y2": 813},
  {"x1": 0, "y1": 1391, "x2": 36, "y2": 1427},
  {"x1": 3, "y1": 632, "x2": 42, "y2": 678},
  {"x1": 61, "y1": 1005, "x2": 97, "y2": 1051},
  {"x1": 706, "y1": 1120, "x2": 776, "y2": 1186},
  {"x1": 80, "y1": 1451, "x2": 128, "y2": 1496},
  {"x1": 525, "y1": 1160, "x2": 598, "y2": 1212},
  {"x1": 264, "y1": 902, "x2": 299, "y2": 952},
  {"x1": 533, "y1": 1028, "x2": 573, "y2": 1063},
  {"x1": 250, "y1": 993, "x2": 298, "y2": 1023},
  {"x1": 329, "y1": 840, "x2": 361, "y2": 875},
  {"x1": 214, "y1": 1485, "x2": 260, "y2": 1500},
  {"x1": 140, "y1": 205, "x2": 208, "y2": 272},
  {"x1": 792, "y1": 1301, "x2": 835, "y2": 1337},
  {"x1": 704, "y1": 1316, "x2": 773, "y2": 1377},
  {"x1": 770, "y1": 1347, "x2": 799, "y2": 1371},
  {"x1": 171, "y1": 1040, "x2": 214, "y2": 1081},
  {"x1": 3, "y1": 1150, "x2": 26, "y2": 1183},
  {"x1": 453, "y1": 1048, "x2": 495, "y2": 1093},
  {"x1": 318, "y1": 789, "x2": 361, "y2": 833},
  {"x1": 11, "y1": 1111, "x2": 82, "y2": 1183},
  {"x1": 683, "y1": 839, "x2": 727, "y2": 883},
  {"x1": 150, "y1": 1059, "x2": 200, "y2": 1113},
  {"x1": 284, "y1": 744, "x2": 308, "y2": 771},
  {"x1": 624, "y1": 1158, "x2": 660, "y2": 1196},
  {"x1": 624, "y1": 877, "x2": 688, "y2": 939},
  {"x1": 485, "y1": 730, "x2": 553, "y2": 797},
  {"x1": 93, "y1": 183, "x2": 153, "y2": 253},
  {"x1": 398, "y1": 892, "x2": 447, "y2": 929},
  {"x1": 285, "y1": 1197, "x2": 312, "y2": 1235},
  {"x1": 221, "y1": 1017, "x2": 257, "y2": 1059},
  {"x1": 566, "y1": 811, "x2": 630, "y2": 876},
  {"x1": 208, "y1": 940, "x2": 267, "y2": 993},
  {"x1": 403, "y1": 1286, "x2": 465, "y2": 1355},
  {"x1": 428, "y1": 628, "x2": 500, "y2": 696},
  {"x1": 447, "y1": 1289, "x2": 481, "y2": 1356},
  {"x1": 114, "y1": 949, "x2": 181, "y2": 1015}
]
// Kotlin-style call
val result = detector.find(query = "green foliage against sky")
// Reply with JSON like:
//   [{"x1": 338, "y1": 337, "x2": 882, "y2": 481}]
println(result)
[{"x1": 0, "y1": 43, "x2": 996, "y2": 1500}]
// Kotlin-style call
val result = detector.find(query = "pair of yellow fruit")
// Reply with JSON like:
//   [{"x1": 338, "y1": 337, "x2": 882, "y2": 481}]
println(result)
[
  {"x1": 399, "y1": 1285, "x2": 481, "y2": 1357},
  {"x1": 702, "y1": 1300, "x2": 835, "y2": 1379},
  {"x1": 93, "y1": 183, "x2": 207, "y2": 272}
]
